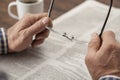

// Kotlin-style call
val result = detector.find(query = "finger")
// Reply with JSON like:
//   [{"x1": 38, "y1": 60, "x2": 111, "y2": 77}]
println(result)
[
  {"x1": 47, "y1": 18, "x2": 53, "y2": 28},
  {"x1": 85, "y1": 33, "x2": 100, "y2": 65},
  {"x1": 22, "y1": 13, "x2": 47, "y2": 21},
  {"x1": 99, "y1": 31, "x2": 116, "y2": 53},
  {"x1": 34, "y1": 13, "x2": 47, "y2": 20},
  {"x1": 88, "y1": 33, "x2": 101, "y2": 53},
  {"x1": 97, "y1": 31, "x2": 117, "y2": 64},
  {"x1": 102, "y1": 31, "x2": 116, "y2": 44},
  {"x1": 31, "y1": 13, "x2": 48, "y2": 21},
  {"x1": 32, "y1": 39, "x2": 45, "y2": 47},
  {"x1": 19, "y1": 13, "x2": 48, "y2": 30},
  {"x1": 27, "y1": 17, "x2": 51, "y2": 36},
  {"x1": 35, "y1": 29, "x2": 50, "y2": 40}
]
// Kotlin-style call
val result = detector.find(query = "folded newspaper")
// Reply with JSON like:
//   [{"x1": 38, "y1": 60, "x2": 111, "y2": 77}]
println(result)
[{"x1": 0, "y1": 0, "x2": 120, "y2": 80}]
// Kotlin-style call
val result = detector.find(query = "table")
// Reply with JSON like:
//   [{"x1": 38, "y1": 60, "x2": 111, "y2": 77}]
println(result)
[{"x1": 0, "y1": 0, "x2": 120, "y2": 29}]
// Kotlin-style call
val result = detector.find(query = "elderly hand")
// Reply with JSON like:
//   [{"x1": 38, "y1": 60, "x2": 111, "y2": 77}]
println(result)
[
  {"x1": 7, "y1": 13, "x2": 52, "y2": 52},
  {"x1": 85, "y1": 31, "x2": 120, "y2": 80}
]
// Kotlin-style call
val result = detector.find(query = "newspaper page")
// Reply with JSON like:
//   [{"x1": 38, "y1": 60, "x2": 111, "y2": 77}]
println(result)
[{"x1": 0, "y1": 0, "x2": 120, "y2": 80}]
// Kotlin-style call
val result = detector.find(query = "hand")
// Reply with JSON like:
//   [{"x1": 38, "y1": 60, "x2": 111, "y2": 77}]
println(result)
[
  {"x1": 7, "y1": 13, "x2": 52, "y2": 52},
  {"x1": 85, "y1": 31, "x2": 120, "y2": 80}
]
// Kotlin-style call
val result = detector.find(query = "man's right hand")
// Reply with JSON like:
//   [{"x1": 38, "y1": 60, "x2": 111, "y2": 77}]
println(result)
[{"x1": 85, "y1": 31, "x2": 120, "y2": 80}]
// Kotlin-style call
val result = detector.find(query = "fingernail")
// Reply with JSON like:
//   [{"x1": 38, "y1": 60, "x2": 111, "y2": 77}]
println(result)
[
  {"x1": 91, "y1": 33, "x2": 97, "y2": 39},
  {"x1": 42, "y1": 17, "x2": 49, "y2": 24},
  {"x1": 36, "y1": 37, "x2": 43, "y2": 40}
]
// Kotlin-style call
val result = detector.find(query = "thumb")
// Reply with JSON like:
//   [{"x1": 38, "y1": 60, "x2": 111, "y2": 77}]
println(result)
[
  {"x1": 27, "y1": 17, "x2": 50, "y2": 36},
  {"x1": 88, "y1": 33, "x2": 101, "y2": 53}
]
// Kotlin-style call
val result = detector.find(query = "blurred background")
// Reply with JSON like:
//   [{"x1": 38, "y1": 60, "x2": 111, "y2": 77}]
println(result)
[{"x1": 0, "y1": 0, "x2": 120, "y2": 28}]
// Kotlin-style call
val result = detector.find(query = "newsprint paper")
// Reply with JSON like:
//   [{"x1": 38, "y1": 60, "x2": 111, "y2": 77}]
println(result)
[{"x1": 0, "y1": 0, "x2": 120, "y2": 80}]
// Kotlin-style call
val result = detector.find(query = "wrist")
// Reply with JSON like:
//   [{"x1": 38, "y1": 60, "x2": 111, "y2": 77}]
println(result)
[{"x1": 6, "y1": 28, "x2": 15, "y2": 53}]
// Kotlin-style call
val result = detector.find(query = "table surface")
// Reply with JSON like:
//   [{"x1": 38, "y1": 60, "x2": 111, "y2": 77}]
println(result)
[{"x1": 0, "y1": 0, "x2": 120, "y2": 29}]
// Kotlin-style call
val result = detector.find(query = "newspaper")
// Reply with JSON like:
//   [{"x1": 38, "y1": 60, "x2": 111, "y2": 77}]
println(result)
[{"x1": 0, "y1": 0, "x2": 120, "y2": 80}]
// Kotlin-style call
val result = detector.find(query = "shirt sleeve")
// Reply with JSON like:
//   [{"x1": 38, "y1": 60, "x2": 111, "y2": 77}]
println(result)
[
  {"x1": 0, "y1": 28, "x2": 8, "y2": 54},
  {"x1": 99, "y1": 75, "x2": 120, "y2": 80}
]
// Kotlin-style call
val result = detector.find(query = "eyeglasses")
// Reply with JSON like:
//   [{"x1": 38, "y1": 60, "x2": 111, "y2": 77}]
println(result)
[
  {"x1": 45, "y1": 0, "x2": 75, "y2": 41},
  {"x1": 45, "y1": 0, "x2": 113, "y2": 42},
  {"x1": 99, "y1": 0, "x2": 113, "y2": 38}
]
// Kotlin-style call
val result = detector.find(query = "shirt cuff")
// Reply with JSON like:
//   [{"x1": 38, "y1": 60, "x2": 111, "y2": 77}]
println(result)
[
  {"x1": 0, "y1": 28, "x2": 8, "y2": 54},
  {"x1": 99, "y1": 75, "x2": 120, "y2": 80}
]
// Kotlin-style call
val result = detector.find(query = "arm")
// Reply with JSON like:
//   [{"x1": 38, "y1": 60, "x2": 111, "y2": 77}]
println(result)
[{"x1": 85, "y1": 31, "x2": 120, "y2": 80}]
